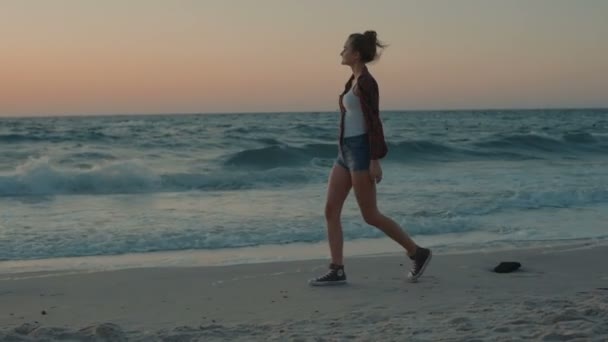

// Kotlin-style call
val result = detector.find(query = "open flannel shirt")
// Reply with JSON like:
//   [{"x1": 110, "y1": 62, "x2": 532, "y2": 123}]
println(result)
[{"x1": 338, "y1": 66, "x2": 388, "y2": 160}]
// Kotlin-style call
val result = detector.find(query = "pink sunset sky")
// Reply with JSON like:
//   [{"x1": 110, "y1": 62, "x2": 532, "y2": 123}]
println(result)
[{"x1": 1, "y1": 0, "x2": 607, "y2": 117}]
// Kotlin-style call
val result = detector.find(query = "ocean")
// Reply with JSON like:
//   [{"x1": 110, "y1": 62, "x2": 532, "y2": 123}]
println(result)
[{"x1": 1, "y1": 109, "x2": 607, "y2": 269}]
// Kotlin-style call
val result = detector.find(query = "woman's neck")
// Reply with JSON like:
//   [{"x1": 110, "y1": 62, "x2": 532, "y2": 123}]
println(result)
[{"x1": 350, "y1": 63, "x2": 366, "y2": 80}]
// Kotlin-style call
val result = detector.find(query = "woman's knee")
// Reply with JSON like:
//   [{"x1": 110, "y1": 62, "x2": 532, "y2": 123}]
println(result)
[
  {"x1": 324, "y1": 203, "x2": 341, "y2": 222},
  {"x1": 361, "y1": 210, "x2": 382, "y2": 226}
]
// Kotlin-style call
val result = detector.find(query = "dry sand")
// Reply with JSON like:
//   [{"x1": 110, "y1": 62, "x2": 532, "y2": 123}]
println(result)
[{"x1": 1, "y1": 242, "x2": 607, "y2": 341}]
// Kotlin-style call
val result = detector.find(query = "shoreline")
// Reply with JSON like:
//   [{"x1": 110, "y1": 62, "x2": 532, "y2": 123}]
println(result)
[{"x1": 1, "y1": 235, "x2": 606, "y2": 277}]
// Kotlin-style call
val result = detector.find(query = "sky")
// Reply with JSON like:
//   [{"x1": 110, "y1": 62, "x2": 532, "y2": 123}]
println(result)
[{"x1": 1, "y1": 0, "x2": 607, "y2": 116}]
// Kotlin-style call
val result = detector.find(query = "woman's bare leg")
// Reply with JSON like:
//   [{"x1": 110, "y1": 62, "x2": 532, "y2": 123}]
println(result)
[
  {"x1": 350, "y1": 171, "x2": 418, "y2": 255},
  {"x1": 324, "y1": 164, "x2": 352, "y2": 265}
]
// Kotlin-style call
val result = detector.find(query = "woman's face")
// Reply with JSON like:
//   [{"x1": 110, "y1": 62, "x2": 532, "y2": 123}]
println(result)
[{"x1": 340, "y1": 38, "x2": 359, "y2": 66}]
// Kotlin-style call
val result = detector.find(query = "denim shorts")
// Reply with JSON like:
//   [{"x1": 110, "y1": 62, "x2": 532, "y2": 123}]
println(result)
[{"x1": 335, "y1": 134, "x2": 370, "y2": 171}]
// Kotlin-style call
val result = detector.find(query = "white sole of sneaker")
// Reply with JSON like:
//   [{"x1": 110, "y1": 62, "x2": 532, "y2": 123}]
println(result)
[
  {"x1": 308, "y1": 279, "x2": 347, "y2": 287},
  {"x1": 407, "y1": 250, "x2": 432, "y2": 283}
]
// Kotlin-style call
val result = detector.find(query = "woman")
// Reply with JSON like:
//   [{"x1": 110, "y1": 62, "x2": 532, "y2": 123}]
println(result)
[{"x1": 309, "y1": 31, "x2": 432, "y2": 286}]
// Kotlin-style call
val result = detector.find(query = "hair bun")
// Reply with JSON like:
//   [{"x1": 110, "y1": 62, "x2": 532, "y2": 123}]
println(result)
[{"x1": 363, "y1": 30, "x2": 377, "y2": 43}]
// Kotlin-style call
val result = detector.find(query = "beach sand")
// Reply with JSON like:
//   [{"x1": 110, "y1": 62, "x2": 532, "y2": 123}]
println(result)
[{"x1": 1, "y1": 242, "x2": 607, "y2": 341}]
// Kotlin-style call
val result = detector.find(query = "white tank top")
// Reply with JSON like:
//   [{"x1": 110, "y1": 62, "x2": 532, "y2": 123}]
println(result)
[{"x1": 342, "y1": 85, "x2": 368, "y2": 137}]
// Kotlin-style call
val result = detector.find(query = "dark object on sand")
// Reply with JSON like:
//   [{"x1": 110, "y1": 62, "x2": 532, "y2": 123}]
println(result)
[{"x1": 494, "y1": 262, "x2": 521, "y2": 273}]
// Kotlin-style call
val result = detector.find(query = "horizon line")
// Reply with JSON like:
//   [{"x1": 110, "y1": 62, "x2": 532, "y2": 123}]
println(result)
[{"x1": 1, "y1": 106, "x2": 606, "y2": 119}]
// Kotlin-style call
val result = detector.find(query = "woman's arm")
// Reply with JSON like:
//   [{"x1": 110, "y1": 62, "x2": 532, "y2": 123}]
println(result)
[{"x1": 357, "y1": 75, "x2": 388, "y2": 160}]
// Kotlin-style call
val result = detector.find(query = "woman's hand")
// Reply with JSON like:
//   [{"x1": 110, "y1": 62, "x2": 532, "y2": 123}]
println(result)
[{"x1": 369, "y1": 160, "x2": 383, "y2": 184}]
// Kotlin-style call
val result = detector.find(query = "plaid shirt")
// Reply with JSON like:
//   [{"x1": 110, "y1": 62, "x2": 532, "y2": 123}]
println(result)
[{"x1": 338, "y1": 66, "x2": 388, "y2": 160}]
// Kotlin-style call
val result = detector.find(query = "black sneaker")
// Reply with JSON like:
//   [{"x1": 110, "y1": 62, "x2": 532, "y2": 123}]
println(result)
[
  {"x1": 407, "y1": 247, "x2": 432, "y2": 282},
  {"x1": 308, "y1": 263, "x2": 346, "y2": 286}
]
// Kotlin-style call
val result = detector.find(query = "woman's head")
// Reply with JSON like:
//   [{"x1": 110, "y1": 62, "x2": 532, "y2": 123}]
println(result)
[{"x1": 340, "y1": 30, "x2": 387, "y2": 66}]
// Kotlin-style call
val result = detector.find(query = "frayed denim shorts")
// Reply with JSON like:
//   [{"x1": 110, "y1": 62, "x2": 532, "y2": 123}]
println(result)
[{"x1": 335, "y1": 134, "x2": 370, "y2": 171}]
